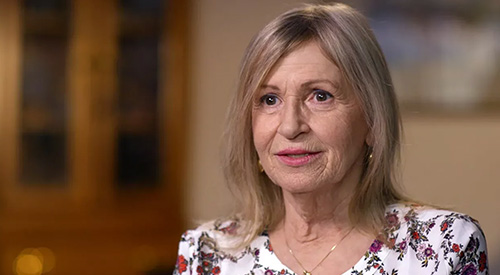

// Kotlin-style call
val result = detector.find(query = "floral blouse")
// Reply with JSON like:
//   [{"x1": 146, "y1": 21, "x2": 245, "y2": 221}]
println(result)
[{"x1": 173, "y1": 204, "x2": 488, "y2": 274}]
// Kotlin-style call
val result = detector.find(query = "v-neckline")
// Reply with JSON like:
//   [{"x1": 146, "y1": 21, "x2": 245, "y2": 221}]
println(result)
[{"x1": 256, "y1": 232, "x2": 390, "y2": 275}]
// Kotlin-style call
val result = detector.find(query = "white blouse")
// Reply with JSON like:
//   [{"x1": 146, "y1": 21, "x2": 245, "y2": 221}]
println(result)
[{"x1": 173, "y1": 204, "x2": 488, "y2": 274}]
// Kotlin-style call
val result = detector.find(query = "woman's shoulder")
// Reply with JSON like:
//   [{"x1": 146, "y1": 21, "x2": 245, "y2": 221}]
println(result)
[
  {"x1": 379, "y1": 203, "x2": 488, "y2": 274},
  {"x1": 179, "y1": 218, "x2": 248, "y2": 253},
  {"x1": 385, "y1": 203, "x2": 483, "y2": 234},
  {"x1": 175, "y1": 219, "x2": 273, "y2": 275}
]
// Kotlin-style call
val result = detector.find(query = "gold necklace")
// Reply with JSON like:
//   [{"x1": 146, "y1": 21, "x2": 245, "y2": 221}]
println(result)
[{"x1": 285, "y1": 227, "x2": 354, "y2": 275}]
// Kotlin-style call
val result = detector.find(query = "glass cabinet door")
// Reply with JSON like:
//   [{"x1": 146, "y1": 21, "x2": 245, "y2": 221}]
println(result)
[
  {"x1": 117, "y1": 0, "x2": 163, "y2": 188},
  {"x1": 21, "y1": 0, "x2": 69, "y2": 186}
]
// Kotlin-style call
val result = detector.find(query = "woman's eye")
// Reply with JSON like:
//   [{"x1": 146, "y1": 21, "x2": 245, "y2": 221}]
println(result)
[
  {"x1": 260, "y1": 94, "x2": 280, "y2": 106},
  {"x1": 313, "y1": 90, "x2": 333, "y2": 102}
]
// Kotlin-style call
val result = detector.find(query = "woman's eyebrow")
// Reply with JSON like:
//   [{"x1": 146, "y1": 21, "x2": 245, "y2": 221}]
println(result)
[
  {"x1": 259, "y1": 84, "x2": 280, "y2": 91},
  {"x1": 260, "y1": 80, "x2": 338, "y2": 90},
  {"x1": 300, "y1": 79, "x2": 338, "y2": 89}
]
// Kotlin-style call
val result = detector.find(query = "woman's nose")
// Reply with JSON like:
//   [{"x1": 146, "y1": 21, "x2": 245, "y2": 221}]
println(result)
[{"x1": 277, "y1": 100, "x2": 310, "y2": 139}]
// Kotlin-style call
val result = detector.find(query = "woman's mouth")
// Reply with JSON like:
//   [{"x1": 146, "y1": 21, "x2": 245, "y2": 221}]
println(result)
[{"x1": 275, "y1": 149, "x2": 321, "y2": 166}]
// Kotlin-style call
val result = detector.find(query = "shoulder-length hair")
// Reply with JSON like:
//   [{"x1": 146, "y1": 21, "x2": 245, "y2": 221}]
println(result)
[{"x1": 222, "y1": 3, "x2": 405, "y2": 247}]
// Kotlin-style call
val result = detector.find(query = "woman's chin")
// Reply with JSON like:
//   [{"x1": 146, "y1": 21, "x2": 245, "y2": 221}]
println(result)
[{"x1": 271, "y1": 176, "x2": 327, "y2": 194}]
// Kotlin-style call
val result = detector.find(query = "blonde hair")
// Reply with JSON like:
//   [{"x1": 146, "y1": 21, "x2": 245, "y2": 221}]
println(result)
[{"x1": 222, "y1": 3, "x2": 405, "y2": 247}]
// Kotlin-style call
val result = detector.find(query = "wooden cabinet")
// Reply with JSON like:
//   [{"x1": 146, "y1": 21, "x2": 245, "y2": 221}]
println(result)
[{"x1": 0, "y1": 0, "x2": 188, "y2": 273}]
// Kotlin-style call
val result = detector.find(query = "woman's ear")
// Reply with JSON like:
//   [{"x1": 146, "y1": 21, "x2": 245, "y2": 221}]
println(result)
[{"x1": 365, "y1": 131, "x2": 374, "y2": 147}]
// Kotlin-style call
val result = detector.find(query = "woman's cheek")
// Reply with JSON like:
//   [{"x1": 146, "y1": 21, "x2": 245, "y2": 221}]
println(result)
[{"x1": 252, "y1": 114, "x2": 269, "y2": 153}]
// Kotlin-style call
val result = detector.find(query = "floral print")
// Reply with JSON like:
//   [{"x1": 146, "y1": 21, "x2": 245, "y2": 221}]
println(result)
[
  {"x1": 370, "y1": 240, "x2": 383, "y2": 253},
  {"x1": 173, "y1": 204, "x2": 488, "y2": 274},
  {"x1": 176, "y1": 255, "x2": 188, "y2": 273}
]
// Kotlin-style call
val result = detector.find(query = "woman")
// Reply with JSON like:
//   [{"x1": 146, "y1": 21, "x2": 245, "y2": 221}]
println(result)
[{"x1": 174, "y1": 3, "x2": 488, "y2": 275}]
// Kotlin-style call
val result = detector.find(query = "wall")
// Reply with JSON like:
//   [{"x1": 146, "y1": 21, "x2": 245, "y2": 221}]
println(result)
[{"x1": 186, "y1": 0, "x2": 500, "y2": 271}]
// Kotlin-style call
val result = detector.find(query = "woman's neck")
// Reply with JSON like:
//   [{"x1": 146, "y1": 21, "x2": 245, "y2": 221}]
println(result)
[
  {"x1": 279, "y1": 161, "x2": 362, "y2": 243},
  {"x1": 281, "y1": 190, "x2": 352, "y2": 243}
]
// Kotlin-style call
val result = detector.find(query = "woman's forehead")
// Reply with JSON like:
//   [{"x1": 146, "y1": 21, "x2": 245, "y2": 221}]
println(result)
[{"x1": 262, "y1": 41, "x2": 341, "y2": 86}]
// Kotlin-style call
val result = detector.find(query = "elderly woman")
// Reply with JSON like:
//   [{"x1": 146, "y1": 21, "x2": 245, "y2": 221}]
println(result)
[{"x1": 174, "y1": 3, "x2": 488, "y2": 275}]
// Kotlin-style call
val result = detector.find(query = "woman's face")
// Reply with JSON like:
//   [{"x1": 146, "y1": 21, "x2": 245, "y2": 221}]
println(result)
[{"x1": 252, "y1": 41, "x2": 370, "y2": 194}]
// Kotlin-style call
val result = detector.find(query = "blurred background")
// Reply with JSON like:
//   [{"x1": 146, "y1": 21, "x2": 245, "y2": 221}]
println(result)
[{"x1": 0, "y1": 0, "x2": 498, "y2": 274}]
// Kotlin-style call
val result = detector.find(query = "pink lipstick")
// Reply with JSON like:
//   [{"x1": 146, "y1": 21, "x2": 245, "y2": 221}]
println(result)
[{"x1": 275, "y1": 148, "x2": 321, "y2": 167}]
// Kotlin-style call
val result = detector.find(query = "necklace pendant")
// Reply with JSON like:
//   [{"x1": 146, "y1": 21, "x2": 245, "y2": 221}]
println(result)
[{"x1": 303, "y1": 271, "x2": 311, "y2": 275}]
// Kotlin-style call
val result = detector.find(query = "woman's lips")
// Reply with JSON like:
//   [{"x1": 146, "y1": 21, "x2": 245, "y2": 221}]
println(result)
[{"x1": 275, "y1": 149, "x2": 321, "y2": 167}]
